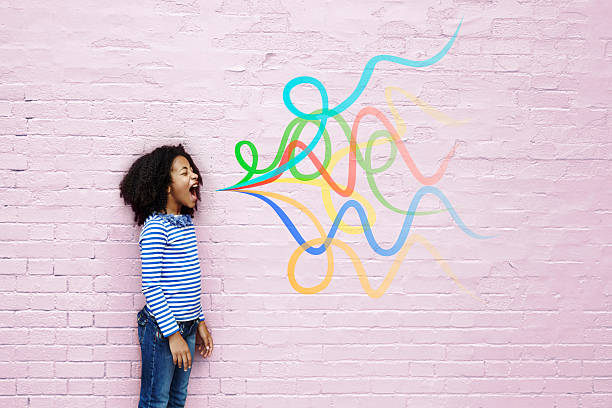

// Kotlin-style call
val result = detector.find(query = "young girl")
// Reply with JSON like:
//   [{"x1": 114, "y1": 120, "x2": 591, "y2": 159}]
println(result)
[{"x1": 119, "y1": 143, "x2": 213, "y2": 408}]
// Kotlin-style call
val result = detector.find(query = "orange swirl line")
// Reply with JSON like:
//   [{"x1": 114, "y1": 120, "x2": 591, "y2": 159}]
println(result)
[{"x1": 228, "y1": 106, "x2": 457, "y2": 194}]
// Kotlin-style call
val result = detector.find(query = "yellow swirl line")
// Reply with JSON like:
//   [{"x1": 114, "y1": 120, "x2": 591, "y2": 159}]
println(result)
[
  {"x1": 241, "y1": 189, "x2": 484, "y2": 302},
  {"x1": 274, "y1": 136, "x2": 387, "y2": 234},
  {"x1": 384, "y1": 86, "x2": 470, "y2": 130},
  {"x1": 271, "y1": 86, "x2": 469, "y2": 234}
]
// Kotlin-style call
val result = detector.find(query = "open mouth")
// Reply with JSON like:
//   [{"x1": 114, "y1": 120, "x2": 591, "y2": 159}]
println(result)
[{"x1": 189, "y1": 185, "x2": 198, "y2": 202}]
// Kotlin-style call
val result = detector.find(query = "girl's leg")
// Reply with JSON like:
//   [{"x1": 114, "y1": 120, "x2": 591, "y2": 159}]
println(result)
[
  {"x1": 167, "y1": 320, "x2": 198, "y2": 408},
  {"x1": 137, "y1": 308, "x2": 178, "y2": 408}
]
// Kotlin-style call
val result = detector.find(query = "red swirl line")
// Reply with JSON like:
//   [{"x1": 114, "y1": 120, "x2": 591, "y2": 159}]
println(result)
[{"x1": 227, "y1": 106, "x2": 457, "y2": 195}]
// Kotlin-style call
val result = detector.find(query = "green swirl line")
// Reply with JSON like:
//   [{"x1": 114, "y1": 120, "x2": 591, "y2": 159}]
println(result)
[{"x1": 235, "y1": 109, "x2": 448, "y2": 216}]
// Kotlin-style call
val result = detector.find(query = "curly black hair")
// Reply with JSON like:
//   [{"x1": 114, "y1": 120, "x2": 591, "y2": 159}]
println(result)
[{"x1": 119, "y1": 144, "x2": 202, "y2": 226}]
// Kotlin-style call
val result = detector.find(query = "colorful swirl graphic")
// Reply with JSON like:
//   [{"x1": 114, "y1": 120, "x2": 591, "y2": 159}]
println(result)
[
  {"x1": 239, "y1": 189, "x2": 482, "y2": 301},
  {"x1": 220, "y1": 17, "x2": 463, "y2": 192},
  {"x1": 221, "y1": 18, "x2": 495, "y2": 299},
  {"x1": 239, "y1": 186, "x2": 495, "y2": 257}
]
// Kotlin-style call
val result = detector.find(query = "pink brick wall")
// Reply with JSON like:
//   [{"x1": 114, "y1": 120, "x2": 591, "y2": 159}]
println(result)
[{"x1": 1, "y1": 0, "x2": 611, "y2": 407}]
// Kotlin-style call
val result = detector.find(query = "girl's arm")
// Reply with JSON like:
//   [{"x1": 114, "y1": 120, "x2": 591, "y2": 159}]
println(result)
[{"x1": 139, "y1": 220, "x2": 180, "y2": 337}]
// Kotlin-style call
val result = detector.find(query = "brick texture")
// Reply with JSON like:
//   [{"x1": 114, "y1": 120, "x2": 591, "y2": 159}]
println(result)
[{"x1": 1, "y1": 0, "x2": 611, "y2": 407}]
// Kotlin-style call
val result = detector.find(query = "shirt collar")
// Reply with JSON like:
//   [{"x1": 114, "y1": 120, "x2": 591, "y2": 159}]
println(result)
[{"x1": 151, "y1": 211, "x2": 193, "y2": 227}]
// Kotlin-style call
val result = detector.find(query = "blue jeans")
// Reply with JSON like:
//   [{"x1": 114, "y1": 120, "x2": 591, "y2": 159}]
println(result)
[{"x1": 137, "y1": 306, "x2": 199, "y2": 408}]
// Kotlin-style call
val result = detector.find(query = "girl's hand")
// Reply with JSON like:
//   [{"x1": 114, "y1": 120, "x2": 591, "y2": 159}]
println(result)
[
  {"x1": 168, "y1": 331, "x2": 192, "y2": 371},
  {"x1": 196, "y1": 321, "x2": 213, "y2": 358}
]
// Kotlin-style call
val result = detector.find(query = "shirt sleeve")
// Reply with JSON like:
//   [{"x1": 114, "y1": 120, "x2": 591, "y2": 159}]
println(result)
[
  {"x1": 139, "y1": 219, "x2": 180, "y2": 337},
  {"x1": 198, "y1": 308, "x2": 205, "y2": 321}
]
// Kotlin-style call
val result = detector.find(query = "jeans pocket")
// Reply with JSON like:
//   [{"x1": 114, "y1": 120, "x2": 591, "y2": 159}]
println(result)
[
  {"x1": 137, "y1": 310, "x2": 147, "y2": 344},
  {"x1": 191, "y1": 320, "x2": 199, "y2": 336},
  {"x1": 154, "y1": 324, "x2": 167, "y2": 343},
  {"x1": 178, "y1": 320, "x2": 196, "y2": 337}
]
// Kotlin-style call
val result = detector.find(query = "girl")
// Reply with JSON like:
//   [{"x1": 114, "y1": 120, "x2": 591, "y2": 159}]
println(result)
[{"x1": 119, "y1": 143, "x2": 214, "y2": 408}]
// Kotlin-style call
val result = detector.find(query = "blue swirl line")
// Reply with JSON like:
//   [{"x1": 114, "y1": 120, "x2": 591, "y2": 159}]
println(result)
[
  {"x1": 239, "y1": 184, "x2": 496, "y2": 256},
  {"x1": 219, "y1": 18, "x2": 463, "y2": 192}
]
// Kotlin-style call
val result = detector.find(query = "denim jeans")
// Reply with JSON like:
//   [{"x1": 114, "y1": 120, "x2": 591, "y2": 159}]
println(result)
[{"x1": 137, "y1": 306, "x2": 199, "y2": 408}]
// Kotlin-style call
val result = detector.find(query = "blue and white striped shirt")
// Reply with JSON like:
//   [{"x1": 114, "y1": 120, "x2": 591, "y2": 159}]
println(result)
[{"x1": 138, "y1": 211, "x2": 205, "y2": 337}]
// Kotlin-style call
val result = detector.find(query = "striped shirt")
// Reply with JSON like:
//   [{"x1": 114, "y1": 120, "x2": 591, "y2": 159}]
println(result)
[{"x1": 138, "y1": 211, "x2": 205, "y2": 337}]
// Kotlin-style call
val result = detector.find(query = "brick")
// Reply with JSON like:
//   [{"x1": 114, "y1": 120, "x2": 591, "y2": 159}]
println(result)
[
  {"x1": 14, "y1": 346, "x2": 67, "y2": 362},
  {"x1": 67, "y1": 379, "x2": 93, "y2": 395},
  {"x1": 0, "y1": 397, "x2": 27, "y2": 407},
  {"x1": 92, "y1": 379, "x2": 140, "y2": 395},
  {"x1": 55, "y1": 329, "x2": 107, "y2": 345},
  {"x1": 92, "y1": 345, "x2": 140, "y2": 361},
  {"x1": 68, "y1": 312, "x2": 93, "y2": 327},
  {"x1": 66, "y1": 346, "x2": 93, "y2": 362},
  {"x1": 105, "y1": 362, "x2": 131, "y2": 378},
  {"x1": 14, "y1": 311, "x2": 67, "y2": 327},
  {"x1": 56, "y1": 294, "x2": 108, "y2": 311},
  {"x1": 55, "y1": 362, "x2": 104, "y2": 378},
  {"x1": 0, "y1": 362, "x2": 27, "y2": 378},
  {"x1": 16, "y1": 276, "x2": 67, "y2": 293},
  {"x1": 16, "y1": 379, "x2": 67, "y2": 395},
  {"x1": 27, "y1": 362, "x2": 54, "y2": 378}
]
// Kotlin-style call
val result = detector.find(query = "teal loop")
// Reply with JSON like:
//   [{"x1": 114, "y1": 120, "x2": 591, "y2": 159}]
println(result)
[{"x1": 219, "y1": 18, "x2": 463, "y2": 192}]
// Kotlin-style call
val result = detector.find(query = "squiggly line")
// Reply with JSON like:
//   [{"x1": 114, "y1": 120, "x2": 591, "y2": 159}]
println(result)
[
  {"x1": 313, "y1": 127, "x2": 449, "y2": 226},
  {"x1": 241, "y1": 189, "x2": 483, "y2": 302},
  {"x1": 237, "y1": 185, "x2": 496, "y2": 257},
  {"x1": 275, "y1": 177, "x2": 379, "y2": 235},
  {"x1": 228, "y1": 86, "x2": 468, "y2": 215},
  {"x1": 385, "y1": 86, "x2": 470, "y2": 128},
  {"x1": 229, "y1": 114, "x2": 334, "y2": 187},
  {"x1": 218, "y1": 18, "x2": 463, "y2": 191},
  {"x1": 272, "y1": 134, "x2": 449, "y2": 235},
  {"x1": 225, "y1": 106, "x2": 457, "y2": 194},
  {"x1": 231, "y1": 86, "x2": 466, "y2": 189}
]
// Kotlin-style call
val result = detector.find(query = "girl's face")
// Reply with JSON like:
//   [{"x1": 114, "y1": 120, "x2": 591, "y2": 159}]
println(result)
[{"x1": 166, "y1": 155, "x2": 199, "y2": 213}]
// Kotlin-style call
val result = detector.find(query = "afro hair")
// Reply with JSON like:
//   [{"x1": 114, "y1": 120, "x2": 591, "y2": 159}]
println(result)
[{"x1": 119, "y1": 143, "x2": 202, "y2": 226}]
